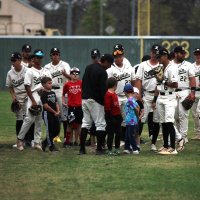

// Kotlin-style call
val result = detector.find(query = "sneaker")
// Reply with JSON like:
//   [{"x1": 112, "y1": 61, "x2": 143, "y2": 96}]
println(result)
[
  {"x1": 158, "y1": 146, "x2": 165, "y2": 152},
  {"x1": 12, "y1": 144, "x2": 17, "y2": 148},
  {"x1": 34, "y1": 143, "x2": 43, "y2": 151},
  {"x1": 120, "y1": 141, "x2": 125, "y2": 147},
  {"x1": 157, "y1": 148, "x2": 170, "y2": 155},
  {"x1": 184, "y1": 137, "x2": 189, "y2": 143},
  {"x1": 132, "y1": 150, "x2": 139, "y2": 155},
  {"x1": 49, "y1": 146, "x2": 59, "y2": 152},
  {"x1": 17, "y1": 139, "x2": 24, "y2": 151},
  {"x1": 177, "y1": 138, "x2": 185, "y2": 152},
  {"x1": 167, "y1": 148, "x2": 178, "y2": 155},
  {"x1": 151, "y1": 144, "x2": 157, "y2": 151},
  {"x1": 53, "y1": 136, "x2": 62, "y2": 143},
  {"x1": 123, "y1": 149, "x2": 131, "y2": 154},
  {"x1": 191, "y1": 134, "x2": 200, "y2": 140}
]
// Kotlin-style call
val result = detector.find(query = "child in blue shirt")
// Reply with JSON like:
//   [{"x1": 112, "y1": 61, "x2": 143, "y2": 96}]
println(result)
[{"x1": 123, "y1": 84, "x2": 140, "y2": 154}]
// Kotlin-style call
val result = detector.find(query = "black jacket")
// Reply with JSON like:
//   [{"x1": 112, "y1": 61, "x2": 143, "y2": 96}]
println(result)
[{"x1": 82, "y1": 63, "x2": 107, "y2": 105}]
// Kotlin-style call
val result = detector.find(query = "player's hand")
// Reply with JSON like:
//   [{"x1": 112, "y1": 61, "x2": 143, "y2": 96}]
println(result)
[
  {"x1": 151, "y1": 102, "x2": 156, "y2": 111},
  {"x1": 189, "y1": 92, "x2": 195, "y2": 101},
  {"x1": 31, "y1": 100, "x2": 37, "y2": 107},
  {"x1": 62, "y1": 102, "x2": 68, "y2": 107},
  {"x1": 54, "y1": 111, "x2": 60, "y2": 116}
]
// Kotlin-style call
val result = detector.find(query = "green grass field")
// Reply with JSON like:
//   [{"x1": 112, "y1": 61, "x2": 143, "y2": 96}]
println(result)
[{"x1": 0, "y1": 91, "x2": 200, "y2": 200}]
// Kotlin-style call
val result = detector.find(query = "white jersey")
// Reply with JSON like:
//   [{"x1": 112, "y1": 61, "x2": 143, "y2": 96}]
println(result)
[
  {"x1": 106, "y1": 61, "x2": 135, "y2": 96},
  {"x1": 135, "y1": 60, "x2": 159, "y2": 91},
  {"x1": 24, "y1": 67, "x2": 52, "y2": 93},
  {"x1": 193, "y1": 62, "x2": 200, "y2": 88},
  {"x1": 21, "y1": 61, "x2": 29, "y2": 68},
  {"x1": 171, "y1": 60, "x2": 195, "y2": 88},
  {"x1": 157, "y1": 63, "x2": 178, "y2": 93},
  {"x1": 6, "y1": 66, "x2": 28, "y2": 103},
  {"x1": 44, "y1": 60, "x2": 70, "y2": 96}
]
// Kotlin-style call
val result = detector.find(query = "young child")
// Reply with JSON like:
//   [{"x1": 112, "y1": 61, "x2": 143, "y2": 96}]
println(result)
[
  {"x1": 133, "y1": 87, "x2": 144, "y2": 150},
  {"x1": 62, "y1": 67, "x2": 83, "y2": 147},
  {"x1": 123, "y1": 84, "x2": 140, "y2": 154},
  {"x1": 40, "y1": 77, "x2": 60, "y2": 152},
  {"x1": 104, "y1": 77, "x2": 122, "y2": 156}
]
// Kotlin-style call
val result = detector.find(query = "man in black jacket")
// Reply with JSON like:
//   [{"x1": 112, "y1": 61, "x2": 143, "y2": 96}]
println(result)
[{"x1": 79, "y1": 54, "x2": 114, "y2": 155}]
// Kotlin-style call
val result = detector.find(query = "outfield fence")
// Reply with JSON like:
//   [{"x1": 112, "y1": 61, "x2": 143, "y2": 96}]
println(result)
[{"x1": 1, "y1": 36, "x2": 200, "y2": 90}]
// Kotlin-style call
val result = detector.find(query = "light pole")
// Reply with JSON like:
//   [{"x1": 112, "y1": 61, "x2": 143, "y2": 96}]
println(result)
[
  {"x1": 66, "y1": 0, "x2": 72, "y2": 35},
  {"x1": 100, "y1": 0, "x2": 103, "y2": 35},
  {"x1": 131, "y1": 0, "x2": 135, "y2": 36}
]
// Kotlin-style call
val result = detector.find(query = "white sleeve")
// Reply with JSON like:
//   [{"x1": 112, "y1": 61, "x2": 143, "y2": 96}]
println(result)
[
  {"x1": 24, "y1": 68, "x2": 32, "y2": 86},
  {"x1": 5, "y1": 72, "x2": 11, "y2": 87},
  {"x1": 106, "y1": 67, "x2": 113, "y2": 78},
  {"x1": 135, "y1": 63, "x2": 143, "y2": 80},
  {"x1": 130, "y1": 67, "x2": 136, "y2": 80},
  {"x1": 188, "y1": 63, "x2": 195, "y2": 77},
  {"x1": 63, "y1": 62, "x2": 71, "y2": 74}
]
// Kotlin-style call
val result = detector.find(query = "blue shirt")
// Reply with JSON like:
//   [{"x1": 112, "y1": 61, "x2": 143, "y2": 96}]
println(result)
[{"x1": 124, "y1": 97, "x2": 139, "y2": 125}]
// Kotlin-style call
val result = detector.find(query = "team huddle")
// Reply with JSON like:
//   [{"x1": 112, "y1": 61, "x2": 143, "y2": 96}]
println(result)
[{"x1": 6, "y1": 43, "x2": 200, "y2": 155}]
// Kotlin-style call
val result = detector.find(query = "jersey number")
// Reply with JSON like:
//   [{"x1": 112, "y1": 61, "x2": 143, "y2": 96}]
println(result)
[
  {"x1": 58, "y1": 78, "x2": 63, "y2": 84},
  {"x1": 180, "y1": 76, "x2": 186, "y2": 82}
]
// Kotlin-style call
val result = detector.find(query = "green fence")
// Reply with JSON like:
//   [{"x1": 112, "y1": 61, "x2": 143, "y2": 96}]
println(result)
[{"x1": 1, "y1": 36, "x2": 200, "y2": 90}]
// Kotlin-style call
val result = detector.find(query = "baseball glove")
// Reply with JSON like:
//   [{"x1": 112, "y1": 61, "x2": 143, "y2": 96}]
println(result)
[
  {"x1": 148, "y1": 65, "x2": 164, "y2": 83},
  {"x1": 181, "y1": 96, "x2": 194, "y2": 110},
  {"x1": 29, "y1": 105, "x2": 42, "y2": 116},
  {"x1": 11, "y1": 101, "x2": 21, "y2": 113}
]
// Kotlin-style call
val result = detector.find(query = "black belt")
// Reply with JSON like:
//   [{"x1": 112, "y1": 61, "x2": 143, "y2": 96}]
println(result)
[
  {"x1": 196, "y1": 88, "x2": 200, "y2": 91},
  {"x1": 160, "y1": 92, "x2": 173, "y2": 96},
  {"x1": 175, "y1": 88, "x2": 190, "y2": 92},
  {"x1": 144, "y1": 90, "x2": 155, "y2": 93}
]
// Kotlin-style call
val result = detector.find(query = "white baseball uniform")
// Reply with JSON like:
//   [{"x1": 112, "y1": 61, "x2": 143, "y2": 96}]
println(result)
[
  {"x1": 191, "y1": 61, "x2": 200, "y2": 134},
  {"x1": 17, "y1": 67, "x2": 52, "y2": 144},
  {"x1": 6, "y1": 66, "x2": 28, "y2": 120},
  {"x1": 156, "y1": 63, "x2": 178, "y2": 123},
  {"x1": 135, "y1": 60, "x2": 159, "y2": 123},
  {"x1": 44, "y1": 60, "x2": 70, "y2": 121},
  {"x1": 172, "y1": 60, "x2": 195, "y2": 139},
  {"x1": 106, "y1": 60, "x2": 135, "y2": 126}
]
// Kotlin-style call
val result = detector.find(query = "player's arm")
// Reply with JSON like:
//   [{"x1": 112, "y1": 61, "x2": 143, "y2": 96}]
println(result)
[
  {"x1": 62, "y1": 69, "x2": 71, "y2": 80},
  {"x1": 151, "y1": 87, "x2": 159, "y2": 110},
  {"x1": 189, "y1": 76, "x2": 196, "y2": 100},
  {"x1": 135, "y1": 79, "x2": 142, "y2": 98},
  {"x1": 62, "y1": 84, "x2": 68, "y2": 107},
  {"x1": 165, "y1": 81, "x2": 178, "y2": 88},
  {"x1": 8, "y1": 87, "x2": 17, "y2": 102},
  {"x1": 25, "y1": 85, "x2": 37, "y2": 106}
]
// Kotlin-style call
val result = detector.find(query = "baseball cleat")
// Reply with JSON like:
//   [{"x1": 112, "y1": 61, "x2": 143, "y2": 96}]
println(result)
[
  {"x1": 177, "y1": 138, "x2": 185, "y2": 152},
  {"x1": 151, "y1": 144, "x2": 157, "y2": 151}
]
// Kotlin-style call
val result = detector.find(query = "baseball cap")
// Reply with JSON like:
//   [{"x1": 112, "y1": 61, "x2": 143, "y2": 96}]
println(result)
[
  {"x1": 100, "y1": 54, "x2": 114, "y2": 64},
  {"x1": 33, "y1": 49, "x2": 44, "y2": 58},
  {"x1": 22, "y1": 44, "x2": 31, "y2": 52},
  {"x1": 151, "y1": 44, "x2": 161, "y2": 53},
  {"x1": 10, "y1": 52, "x2": 22, "y2": 61},
  {"x1": 155, "y1": 47, "x2": 169, "y2": 58},
  {"x1": 113, "y1": 44, "x2": 124, "y2": 56},
  {"x1": 124, "y1": 84, "x2": 133, "y2": 93},
  {"x1": 133, "y1": 87, "x2": 140, "y2": 95},
  {"x1": 91, "y1": 49, "x2": 100, "y2": 58},
  {"x1": 50, "y1": 47, "x2": 60, "y2": 55},
  {"x1": 70, "y1": 67, "x2": 80, "y2": 74},
  {"x1": 193, "y1": 48, "x2": 200, "y2": 55},
  {"x1": 174, "y1": 46, "x2": 186, "y2": 54}
]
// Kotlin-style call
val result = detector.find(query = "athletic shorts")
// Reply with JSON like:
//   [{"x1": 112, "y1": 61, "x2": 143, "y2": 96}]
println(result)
[{"x1": 67, "y1": 106, "x2": 83, "y2": 125}]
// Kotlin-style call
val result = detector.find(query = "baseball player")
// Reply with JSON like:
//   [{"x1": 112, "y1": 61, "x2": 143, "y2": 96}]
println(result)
[
  {"x1": 135, "y1": 44, "x2": 161, "y2": 151},
  {"x1": 44, "y1": 47, "x2": 71, "y2": 143},
  {"x1": 107, "y1": 44, "x2": 135, "y2": 142},
  {"x1": 17, "y1": 49, "x2": 52, "y2": 151},
  {"x1": 152, "y1": 47, "x2": 178, "y2": 155},
  {"x1": 21, "y1": 44, "x2": 32, "y2": 68},
  {"x1": 191, "y1": 48, "x2": 200, "y2": 140},
  {"x1": 6, "y1": 52, "x2": 28, "y2": 147},
  {"x1": 172, "y1": 46, "x2": 196, "y2": 143}
]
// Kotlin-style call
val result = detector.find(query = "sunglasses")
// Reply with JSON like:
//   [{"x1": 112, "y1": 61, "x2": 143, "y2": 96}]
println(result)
[
  {"x1": 71, "y1": 72, "x2": 80, "y2": 75},
  {"x1": 52, "y1": 53, "x2": 60, "y2": 56},
  {"x1": 113, "y1": 50, "x2": 123, "y2": 56}
]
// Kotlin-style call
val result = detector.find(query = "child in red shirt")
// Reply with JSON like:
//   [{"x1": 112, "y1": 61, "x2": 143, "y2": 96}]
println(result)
[
  {"x1": 104, "y1": 77, "x2": 122, "y2": 155},
  {"x1": 62, "y1": 67, "x2": 83, "y2": 146}
]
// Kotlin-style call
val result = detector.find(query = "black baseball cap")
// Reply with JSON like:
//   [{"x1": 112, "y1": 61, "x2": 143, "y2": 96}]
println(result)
[
  {"x1": 155, "y1": 47, "x2": 169, "y2": 58},
  {"x1": 91, "y1": 49, "x2": 100, "y2": 58},
  {"x1": 22, "y1": 44, "x2": 31, "y2": 52},
  {"x1": 33, "y1": 49, "x2": 44, "y2": 58},
  {"x1": 151, "y1": 44, "x2": 161, "y2": 53},
  {"x1": 10, "y1": 52, "x2": 22, "y2": 61},
  {"x1": 194, "y1": 48, "x2": 200, "y2": 55},
  {"x1": 50, "y1": 47, "x2": 60, "y2": 55},
  {"x1": 113, "y1": 44, "x2": 124, "y2": 51},
  {"x1": 174, "y1": 46, "x2": 186, "y2": 53}
]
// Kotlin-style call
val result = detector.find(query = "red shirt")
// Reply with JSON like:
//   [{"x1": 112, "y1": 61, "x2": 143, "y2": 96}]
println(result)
[
  {"x1": 104, "y1": 91, "x2": 121, "y2": 116},
  {"x1": 63, "y1": 80, "x2": 82, "y2": 107}
]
